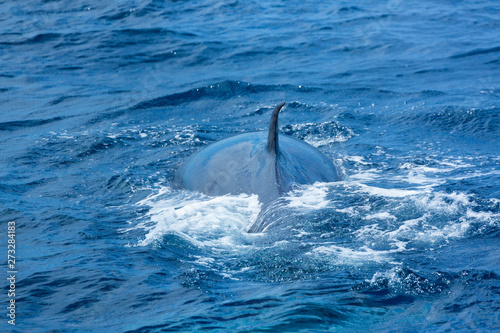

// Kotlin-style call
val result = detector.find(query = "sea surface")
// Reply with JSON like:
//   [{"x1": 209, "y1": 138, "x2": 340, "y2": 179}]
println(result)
[{"x1": 1, "y1": 0, "x2": 499, "y2": 332}]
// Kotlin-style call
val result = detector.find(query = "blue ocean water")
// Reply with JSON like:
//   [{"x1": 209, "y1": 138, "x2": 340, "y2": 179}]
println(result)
[{"x1": 1, "y1": 0, "x2": 499, "y2": 331}]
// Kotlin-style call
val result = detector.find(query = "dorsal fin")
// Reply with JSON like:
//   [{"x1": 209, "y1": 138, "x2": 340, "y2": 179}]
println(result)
[{"x1": 266, "y1": 101, "x2": 286, "y2": 154}]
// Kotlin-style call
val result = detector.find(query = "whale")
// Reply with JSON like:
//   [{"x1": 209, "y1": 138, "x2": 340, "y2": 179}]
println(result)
[{"x1": 175, "y1": 102, "x2": 339, "y2": 231}]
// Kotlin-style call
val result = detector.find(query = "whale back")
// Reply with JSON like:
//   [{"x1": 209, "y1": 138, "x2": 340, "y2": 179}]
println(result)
[
  {"x1": 177, "y1": 132, "x2": 280, "y2": 203},
  {"x1": 176, "y1": 102, "x2": 339, "y2": 203},
  {"x1": 276, "y1": 135, "x2": 339, "y2": 191}
]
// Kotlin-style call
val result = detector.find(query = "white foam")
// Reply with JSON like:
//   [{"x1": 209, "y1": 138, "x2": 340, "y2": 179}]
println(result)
[
  {"x1": 413, "y1": 218, "x2": 471, "y2": 245},
  {"x1": 367, "y1": 267, "x2": 403, "y2": 285},
  {"x1": 346, "y1": 155, "x2": 372, "y2": 165},
  {"x1": 304, "y1": 134, "x2": 350, "y2": 147},
  {"x1": 351, "y1": 191, "x2": 480, "y2": 253},
  {"x1": 354, "y1": 216, "x2": 425, "y2": 252},
  {"x1": 414, "y1": 191, "x2": 475, "y2": 214},
  {"x1": 399, "y1": 163, "x2": 454, "y2": 173},
  {"x1": 192, "y1": 256, "x2": 216, "y2": 267},
  {"x1": 355, "y1": 183, "x2": 426, "y2": 197},
  {"x1": 131, "y1": 187, "x2": 262, "y2": 252},
  {"x1": 364, "y1": 212, "x2": 397, "y2": 220},
  {"x1": 336, "y1": 205, "x2": 371, "y2": 215},
  {"x1": 489, "y1": 198, "x2": 500, "y2": 205},
  {"x1": 287, "y1": 121, "x2": 354, "y2": 147},
  {"x1": 465, "y1": 209, "x2": 500, "y2": 224},
  {"x1": 284, "y1": 182, "x2": 331, "y2": 209},
  {"x1": 349, "y1": 155, "x2": 478, "y2": 190},
  {"x1": 349, "y1": 170, "x2": 382, "y2": 181},
  {"x1": 308, "y1": 244, "x2": 393, "y2": 264},
  {"x1": 451, "y1": 170, "x2": 500, "y2": 181}
]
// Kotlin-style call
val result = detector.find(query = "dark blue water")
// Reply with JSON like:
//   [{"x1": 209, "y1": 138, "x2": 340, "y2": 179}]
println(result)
[{"x1": 1, "y1": 1, "x2": 499, "y2": 331}]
